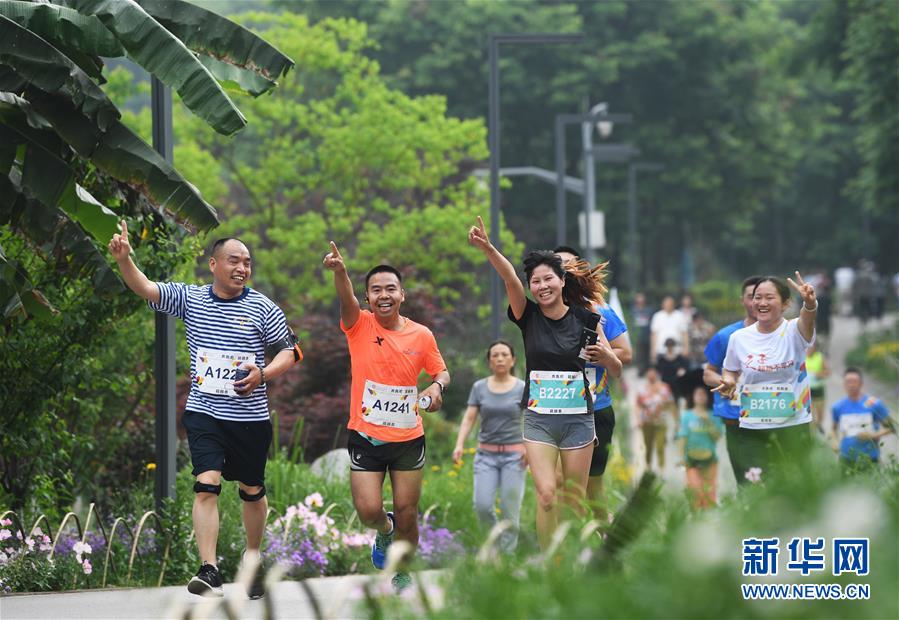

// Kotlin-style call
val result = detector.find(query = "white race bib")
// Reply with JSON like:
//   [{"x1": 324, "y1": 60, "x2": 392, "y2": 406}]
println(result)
[
  {"x1": 360, "y1": 380, "x2": 419, "y2": 429},
  {"x1": 527, "y1": 370, "x2": 588, "y2": 414},
  {"x1": 839, "y1": 413, "x2": 874, "y2": 438},
  {"x1": 195, "y1": 347, "x2": 253, "y2": 396}
]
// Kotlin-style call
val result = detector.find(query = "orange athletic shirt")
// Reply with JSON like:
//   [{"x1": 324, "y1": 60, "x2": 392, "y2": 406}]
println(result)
[{"x1": 342, "y1": 310, "x2": 447, "y2": 442}]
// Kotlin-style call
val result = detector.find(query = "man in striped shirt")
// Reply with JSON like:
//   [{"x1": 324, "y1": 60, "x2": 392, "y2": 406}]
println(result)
[{"x1": 109, "y1": 223, "x2": 299, "y2": 598}]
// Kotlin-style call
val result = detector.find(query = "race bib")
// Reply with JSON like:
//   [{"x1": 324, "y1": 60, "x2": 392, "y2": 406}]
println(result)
[
  {"x1": 195, "y1": 347, "x2": 254, "y2": 396},
  {"x1": 839, "y1": 413, "x2": 874, "y2": 438},
  {"x1": 585, "y1": 367, "x2": 609, "y2": 397},
  {"x1": 527, "y1": 370, "x2": 588, "y2": 415},
  {"x1": 739, "y1": 383, "x2": 800, "y2": 427},
  {"x1": 360, "y1": 380, "x2": 419, "y2": 429}
]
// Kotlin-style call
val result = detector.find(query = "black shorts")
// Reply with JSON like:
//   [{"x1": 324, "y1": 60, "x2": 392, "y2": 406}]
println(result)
[
  {"x1": 347, "y1": 430, "x2": 426, "y2": 472},
  {"x1": 686, "y1": 456, "x2": 717, "y2": 469},
  {"x1": 589, "y1": 406, "x2": 616, "y2": 477},
  {"x1": 182, "y1": 411, "x2": 272, "y2": 487}
]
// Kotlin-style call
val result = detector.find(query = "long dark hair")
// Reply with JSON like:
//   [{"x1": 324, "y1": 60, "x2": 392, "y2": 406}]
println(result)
[{"x1": 522, "y1": 250, "x2": 609, "y2": 310}]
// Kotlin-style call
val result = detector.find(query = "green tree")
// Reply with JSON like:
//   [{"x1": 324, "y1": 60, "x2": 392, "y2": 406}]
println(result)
[{"x1": 0, "y1": 0, "x2": 293, "y2": 507}]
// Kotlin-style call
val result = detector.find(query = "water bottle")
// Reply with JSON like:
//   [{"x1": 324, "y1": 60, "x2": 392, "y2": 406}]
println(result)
[{"x1": 418, "y1": 395, "x2": 432, "y2": 411}]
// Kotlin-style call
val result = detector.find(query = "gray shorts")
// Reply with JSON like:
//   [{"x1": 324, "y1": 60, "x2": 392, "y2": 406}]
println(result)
[{"x1": 523, "y1": 411, "x2": 596, "y2": 450}]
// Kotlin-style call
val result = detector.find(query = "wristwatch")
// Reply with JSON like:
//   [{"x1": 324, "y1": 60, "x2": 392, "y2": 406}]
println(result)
[{"x1": 433, "y1": 379, "x2": 446, "y2": 394}]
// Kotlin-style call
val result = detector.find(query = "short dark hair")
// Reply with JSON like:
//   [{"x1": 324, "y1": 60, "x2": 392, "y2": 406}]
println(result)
[
  {"x1": 741, "y1": 275, "x2": 764, "y2": 293},
  {"x1": 364, "y1": 264, "x2": 403, "y2": 290},
  {"x1": 752, "y1": 276, "x2": 791, "y2": 303},
  {"x1": 553, "y1": 245, "x2": 582, "y2": 259},
  {"x1": 210, "y1": 237, "x2": 250, "y2": 258},
  {"x1": 844, "y1": 366, "x2": 864, "y2": 380},
  {"x1": 486, "y1": 339, "x2": 515, "y2": 361}
]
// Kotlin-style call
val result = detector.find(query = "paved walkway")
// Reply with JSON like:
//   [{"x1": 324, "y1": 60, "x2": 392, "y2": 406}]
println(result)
[
  {"x1": 0, "y1": 570, "x2": 444, "y2": 620},
  {"x1": 625, "y1": 314, "x2": 898, "y2": 495}
]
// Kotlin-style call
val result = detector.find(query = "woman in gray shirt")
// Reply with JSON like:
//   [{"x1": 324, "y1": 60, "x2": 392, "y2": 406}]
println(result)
[{"x1": 453, "y1": 340, "x2": 526, "y2": 552}]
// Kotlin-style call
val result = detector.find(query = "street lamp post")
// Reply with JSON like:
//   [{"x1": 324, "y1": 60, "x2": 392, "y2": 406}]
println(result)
[
  {"x1": 554, "y1": 110, "x2": 632, "y2": 248},
  {"x1": 151, "y1": 77, "x2": 176, "y2": 513},
  {"x1": 488, "y1": 32, "x2": 584, "y2": 340},
  {"x1": 627, "y1": 162, "x2": 665, "y2": 293}
]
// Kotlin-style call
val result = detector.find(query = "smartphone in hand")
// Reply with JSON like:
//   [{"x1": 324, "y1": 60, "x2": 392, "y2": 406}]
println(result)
[{"x1": 578, "y1": 327, "x2": 599, "y2": 361}]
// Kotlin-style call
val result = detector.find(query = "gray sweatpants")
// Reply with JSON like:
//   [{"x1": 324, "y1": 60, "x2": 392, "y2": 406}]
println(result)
[{"x1": 472, "y1": 449, "x2": 527, "y2": 553}]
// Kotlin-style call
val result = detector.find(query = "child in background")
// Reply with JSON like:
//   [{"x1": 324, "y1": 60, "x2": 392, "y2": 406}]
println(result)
[{"x1": 677, "y1": 386, "x2": 724, "y2": 509}]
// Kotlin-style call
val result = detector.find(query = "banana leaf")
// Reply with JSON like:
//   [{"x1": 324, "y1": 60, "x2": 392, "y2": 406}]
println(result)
[
  {"x1": 57, "y1": 180, "x2": 118, "y2": 242},
  {"x1": 64, "y1": 0, "x2": 246, "y2": 135},
  {"x1": 3, "y1": 90, "x2": 218, "y2": 230},
  {"x1": 0, "y1": 242, "x2": 57, "y2": 321},
  {"x1": 0, "y1": 14, "x2": 119, "y2": 131},
  {"x1": 1, "y1": 93, "x2": 118, "y2": 240},
  {"x1": 136, "y1": 0, "x2": 293, "y2": 78},
  {"x1": 1, "y1": 169, "x2": 124, "y2": 293},
  {"x1": 9, "y1": 91, "x2": 218, "y2": 230},
  {"x1": 197, "y1": 54, "x2": 276, "y2": 97},
  {"x1": 0, "y1": 0, "x2": 120, "y2": 79}
]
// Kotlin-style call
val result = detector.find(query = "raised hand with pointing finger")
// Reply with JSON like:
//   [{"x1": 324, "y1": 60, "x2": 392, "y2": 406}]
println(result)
[
  {"x1": 322, "y1": 241, "x2": 346, "y2": 273},
  {"x1": 468, "y1": 215, "x2": 492, "y2": 251},
  {"x1": 108, "y1": 220, "x2": 132, "y2": 262}
]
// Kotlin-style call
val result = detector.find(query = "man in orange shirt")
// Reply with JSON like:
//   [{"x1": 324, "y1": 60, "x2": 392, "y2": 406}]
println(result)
[{"x1": 323, "y1": 242, "x2": 450, "y2": 591}]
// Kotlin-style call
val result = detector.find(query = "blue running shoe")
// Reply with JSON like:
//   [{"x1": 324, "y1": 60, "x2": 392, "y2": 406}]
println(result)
[
  {"x1": 391, "y1": 571, "x2": 412, "y2": 593},
  {"x1": 371, "y1": 512, "x2": 395, "y2": 570}
]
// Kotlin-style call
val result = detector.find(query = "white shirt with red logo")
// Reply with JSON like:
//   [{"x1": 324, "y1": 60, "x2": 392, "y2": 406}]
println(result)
[{"x1": 723, "y1": 318, "x2": 815, "y2": 429}]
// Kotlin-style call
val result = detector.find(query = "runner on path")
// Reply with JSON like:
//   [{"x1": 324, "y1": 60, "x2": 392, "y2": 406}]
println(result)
[
  {"x1": 713, "y1": 273, "x2": 818, "y2": 480},
  {"x1": 468, "y1": 218, "x2": 620, "y2": 550},
  {"x1": 554, "y1": 246, "x2": 631, "y2": 520},
  {"x1": 323, "y1": 242, "x2": 449, "y2": 592},
  {"x1": 452, "y1": 340, "x2": 526, "y2": 552},
  {"x1": 703, "y1": 276, "x2": 762, "y2": 485},
  {"x1": 109, "y1": 223, "x2": 302, "y2": 599},
  {"x1": 831, "y1": 367, "x2": 895, "y2": 472}
]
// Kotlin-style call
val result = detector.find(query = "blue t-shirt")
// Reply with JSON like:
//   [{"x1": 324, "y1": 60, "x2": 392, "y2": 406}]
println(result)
[
  {"x1": 149, "y1": 283, "x2": 290, "y2": 422},
  {"x1": 832, "y1": 395, "x2": 890, "y2": 462},
  {"x1": 704, "y1": 320, "x2": 745, "y2": 420},
  {"x1": 588, "y1": 304, "x2": 627, "y2": 410},
  {"x1": 677, "y1": 409, "x2": 725, "y2": 460}
]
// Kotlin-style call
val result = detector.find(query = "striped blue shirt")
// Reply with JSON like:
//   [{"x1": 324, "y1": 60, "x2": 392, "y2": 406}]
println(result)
[{"x1": 149, "y1": 283, "x2": 290, "y2": 422}]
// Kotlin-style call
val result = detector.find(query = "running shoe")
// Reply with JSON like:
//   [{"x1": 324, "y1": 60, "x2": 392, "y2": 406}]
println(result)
[
  {"x1": 391, "y1": 571, "x2": 412, "y2": 593},
  {"x1": 187, "y1": 562, "x2": 224, "y2": 597},
  {"x1": 371, "y1": 512, "x2": 395, "y2": 570},
  {"x1": 242, "y1": 552, "x2": 265, "y2": 600}
]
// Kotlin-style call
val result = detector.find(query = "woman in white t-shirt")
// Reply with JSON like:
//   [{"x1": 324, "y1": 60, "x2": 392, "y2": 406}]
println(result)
[{"x1": 713, "y1": 272, "x2": 817, "y2": 480}]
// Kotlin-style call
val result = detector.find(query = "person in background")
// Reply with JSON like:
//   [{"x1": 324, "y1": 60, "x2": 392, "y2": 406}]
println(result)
[
  {"x1": 679, "y1": 293, "x2": 697, "y2": 322},
  {"x1": 677, "y1": 386, "x2": 724, "y2": 510},
  {"x1": 651, "y1": 295, "x2": 689, "y2": 359},
  {"x1": 831, "y1": 368, "x2": 895, "y2": 472},
  {"x1": 687, "y1": 311, "x2": 716, "y2": 371},
  {"x1": 703, "y1": 276, "x2": 762, "y2": 485},
  {"x1": 833, "y1": 265, "x2": 855, "y2": 316},
  {"x1": 453, "y1": 340, "x2": 526, "y2": 553},
  {"x1": 637, "y1": 366, "x2": 674, "y2": 472},
  {"x1": 657, "y1": 337, "x2": 690, "y2": 432},
  {"x1": 631, "y1": 292, "x2": 653, "y2": 372},
  {"x1": 806, "y1": 343, "x2": 830, "y2": 435},
  {"x1": 554, "y1": 246, "x2": 632, "y2": 521}
]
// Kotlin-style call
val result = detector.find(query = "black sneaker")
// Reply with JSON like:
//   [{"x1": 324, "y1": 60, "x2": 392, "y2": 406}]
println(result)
[
  {"x1": 187, "y1": 562, "x2": 224, "y2": 597},
  {"x1": 245, "y1": 556, "x2": 265, "y2": 600}
]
